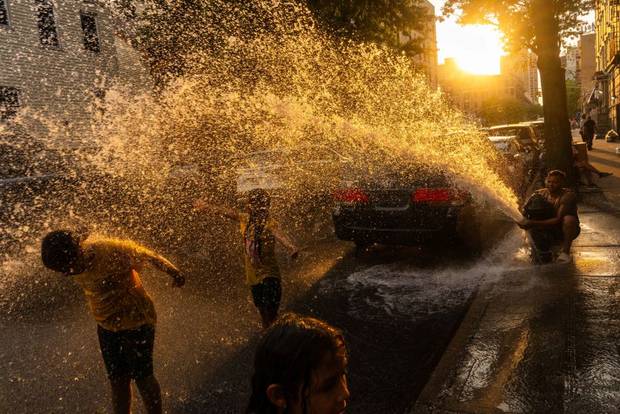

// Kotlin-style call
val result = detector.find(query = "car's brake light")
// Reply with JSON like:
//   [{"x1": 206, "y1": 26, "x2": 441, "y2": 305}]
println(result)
[
  {"x1": 412, "y1": 188, "x2": 468, "y2": 204},
  {"x1": 334, "y1": 189, "x2": 370, "y2": 203}
]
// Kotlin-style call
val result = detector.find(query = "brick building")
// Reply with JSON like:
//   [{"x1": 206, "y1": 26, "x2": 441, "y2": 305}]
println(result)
[{"x1": 0, "y1": 0, "x2": 148, "y2": 141}]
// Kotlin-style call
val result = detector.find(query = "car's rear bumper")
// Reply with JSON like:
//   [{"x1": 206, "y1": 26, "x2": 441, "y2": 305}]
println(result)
[{"x1": 332, "y1": 207, "x2": 460, "y2": 245}]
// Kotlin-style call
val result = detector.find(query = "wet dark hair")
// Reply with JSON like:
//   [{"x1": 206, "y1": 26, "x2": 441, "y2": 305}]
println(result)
[
  {"x1": 41, "y1": 230, "x2": 82, "y2": 274},
  {"x1": 547, "y1": 170, "x2": 566, "y2": 180},
  {"x1": 246, "y1": 313, "x2": 346, "y2": 414}
]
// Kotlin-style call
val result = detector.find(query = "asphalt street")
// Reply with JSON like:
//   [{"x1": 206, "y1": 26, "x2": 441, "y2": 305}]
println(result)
[{"x1": 0, "y1": 225, "x2": 524, "y2": 413}]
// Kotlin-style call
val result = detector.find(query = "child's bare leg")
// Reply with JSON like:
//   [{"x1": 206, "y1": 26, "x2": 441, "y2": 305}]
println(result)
[
  {"x1": 136, "y1": 375, "x2": 162, "y2": 414},
  {"x1": 110, "y1": 376, "x2": 132, "y2": 414}
]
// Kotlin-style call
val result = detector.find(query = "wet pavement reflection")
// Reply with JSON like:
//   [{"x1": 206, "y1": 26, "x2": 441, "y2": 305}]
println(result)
[{"x1": 414, "y1": 204, "x2": 620, "y2": 414}]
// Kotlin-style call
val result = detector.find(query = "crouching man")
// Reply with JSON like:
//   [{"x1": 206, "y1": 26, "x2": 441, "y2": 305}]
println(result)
[{"x1": 518, "y1": 170, "x2": 580, "y2": 263}]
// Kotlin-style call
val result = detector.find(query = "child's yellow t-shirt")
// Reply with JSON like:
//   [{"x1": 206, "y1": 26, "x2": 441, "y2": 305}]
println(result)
[
  {"x1": 239, "y1": 214, "x2": 280, "y2": 286},
  {"x1": 73, "y1": 238, "x2": 157, "y2": 332}
]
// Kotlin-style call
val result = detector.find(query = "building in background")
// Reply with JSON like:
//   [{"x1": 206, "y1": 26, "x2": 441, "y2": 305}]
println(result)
[
  {"x1": 438, "y1": 58, "x2": 517, "y2": 113},
  {"x1": 400, "y1": 0, "x2": 438, "y2": 88},
  {"x1": 438, "y1": 51, "x2": 541, "y2": 124},
  {"x1": 0, "y1": 0, "x2": 149, "y2": 142},
  {"x1": 579, "y1": 32, "x2": 599, "y2": 120},
  {"x1": 594, "y1": 0, "x2": 619, "y2": 132},
  {"x1": 562, "y1": 46, "x2": 580, "y2": 81},
  {"x1": 500, "y1": 50, "x2": 540, "y2": 104}
]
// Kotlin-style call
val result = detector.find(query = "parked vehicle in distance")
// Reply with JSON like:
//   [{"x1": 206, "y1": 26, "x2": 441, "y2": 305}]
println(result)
[
  {"x1": 234, "y1": 146, "x2": 349, "y2": 194},
  {"x1": 520, "y1": 120, "x2": 544, "y2": 144},
  {"x1": 331, "y1": 165, "x2": 504, "y2": 252},
  {"x1": 487, "y1": 124, "x2": 540, "y2": 149},
  {"x1": 488, "y1": 135, "x2": 532, "y2": 195},
  {"x1": 487, "y1": 124, "x2": 540, "y2": 174}
]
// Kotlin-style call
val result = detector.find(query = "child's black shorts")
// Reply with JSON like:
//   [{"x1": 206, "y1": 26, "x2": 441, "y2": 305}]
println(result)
[
  {"x1": 97, "y1": 324, "x2": 155, "y2": 380},
  {"x1": 251, "y1": 277, "x2": 281, "y2": 310}
]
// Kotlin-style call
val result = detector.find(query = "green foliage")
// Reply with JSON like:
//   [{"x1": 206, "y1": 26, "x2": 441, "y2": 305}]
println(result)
[
  {"x1": 306, "y1": 0, "x2": 433, "y2": 56},
  {"x1": 442, "y1": 0, "x2": 594, "y2": 53},
  {"x1": 106, "y1": 0, "x2": 435, "y2": 82},
  {"x1": 479, "y1": 96, "x2": 543, "y2": 125}
]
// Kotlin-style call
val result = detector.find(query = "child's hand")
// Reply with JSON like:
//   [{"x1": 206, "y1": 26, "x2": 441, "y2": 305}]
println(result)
[{"x1": 171, "y1": 272, "x2": 185, "y2": 287}]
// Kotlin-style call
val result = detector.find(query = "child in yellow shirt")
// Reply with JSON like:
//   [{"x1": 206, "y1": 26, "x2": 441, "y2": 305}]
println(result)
[
  {"x1": 194, "y1": 189, "x2": 298, "y2": 328},
  {"x1": 41, "y1": 230, "x2": 184, "y2": 414}
]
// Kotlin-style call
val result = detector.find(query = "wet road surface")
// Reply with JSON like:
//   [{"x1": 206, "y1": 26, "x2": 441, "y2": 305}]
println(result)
[
  {"x1": 0, "y1": 230, "x2": 524, "y2": 413},
  {"x1": 414, "y1": 142, "x2": 620, "y2": 414}
]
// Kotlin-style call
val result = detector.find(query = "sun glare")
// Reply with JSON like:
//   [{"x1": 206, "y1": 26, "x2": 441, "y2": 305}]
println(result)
[{"x1": 437, "y1": 21, "x2": 507, "y2": 75}]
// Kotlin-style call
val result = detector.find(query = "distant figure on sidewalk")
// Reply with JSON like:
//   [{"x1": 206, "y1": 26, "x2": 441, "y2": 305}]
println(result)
[
  {"x1": 41, "y1": 231, "x2": 185, "y2": 414},
  {"x1": 194, "y1": 189, "x2": 298, "y2": 329},
  {"x1": 583, "y1": 116, "x2": 596, "y2": 150},
  {"x1": 518, "y1": 170, "x2": 581, "y2": 263},
  {"x1": 246, "y1": 313, "x2": 350, "y2": 414},
  {"x1": 573, "y1": 146, "x2": 613, "y2": 187},
  {"x1": 579, "y1": 114, "x2": 587, "y2": 141}
]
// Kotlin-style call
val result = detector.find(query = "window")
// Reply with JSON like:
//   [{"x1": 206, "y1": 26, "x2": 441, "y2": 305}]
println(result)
[
  {"x1": 35, "y1": 0, "x2": 59, "y2": 47},
  {"x1": 0, "y1": 87, "x2": 20, "y2": 120},
  {"x1": 80, "y1": 13, "x2": 100, "y2": 52},
  {"x1": 0, "y1": 0, "x2": 8, "y2": 25}
]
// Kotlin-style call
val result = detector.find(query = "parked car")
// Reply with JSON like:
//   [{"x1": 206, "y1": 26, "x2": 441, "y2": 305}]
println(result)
[
  {"x1": 520, "y1": 120, "x2": 545, "y2": 144},
  {"x1": 331, "y1": 165, "x2": 504, "y2": 252},
  {"x1": 487, "y1": 124, "x2": 539, "y2": 173},
  {"x1": 234, "y1": 146, "x2": 350, "y2": 194},
  {"x1": 488, "y1": 135, "x2": 532, "y2": 195},
  {"x1": 488, "y1": 124, "x2": 540, "y2": 148}
]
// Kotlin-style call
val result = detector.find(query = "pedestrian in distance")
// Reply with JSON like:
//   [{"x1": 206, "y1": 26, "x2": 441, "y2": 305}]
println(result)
[
  {"x1": 518, "y1": 170, "x2": 581, "y2": 263},
  {"x1": 193, "y1": 188, "x2": 299, "y2": 329},
  {"x1": 246, "y1": 313, "x2": 350, "y2": 414},
  {"x1": 583, "y1": 116, "x2": 596, "y2": 150},
  {"x1": 572, "y1": 145, "x2": 612, "y2": 187},
  {"x1": 41, "y1": 231, "x2": 185, "y2": 414}
]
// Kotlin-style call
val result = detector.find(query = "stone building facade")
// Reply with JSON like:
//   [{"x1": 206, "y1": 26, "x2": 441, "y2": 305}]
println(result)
[
  {"x1": 594, "y1": 0, "x2": 619, "y2": 132},
  {"x1": 0, "y1": 0, "x2": 148, "y2": 141},
  {"x1": 500, "y1": 50, "x2": 540, "y2": 104}
]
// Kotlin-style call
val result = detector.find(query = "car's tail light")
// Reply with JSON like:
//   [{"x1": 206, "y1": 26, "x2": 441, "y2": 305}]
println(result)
[
  {"x1": 334, "y1": 188, "x2": 370, "y2": 204},
  {"x1": 412, "y1": 188, "x2": 468, "y2": 204}
]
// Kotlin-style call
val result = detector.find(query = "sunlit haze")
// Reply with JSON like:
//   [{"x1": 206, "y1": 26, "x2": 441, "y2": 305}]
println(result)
[{"x1": 430, "y1": 0, "x2": 507, "y2": 75}]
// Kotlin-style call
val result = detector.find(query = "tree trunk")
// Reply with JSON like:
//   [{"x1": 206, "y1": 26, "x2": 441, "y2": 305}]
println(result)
[{"x1": 533, "y1": 0, "x2": 574, "y2": 184}]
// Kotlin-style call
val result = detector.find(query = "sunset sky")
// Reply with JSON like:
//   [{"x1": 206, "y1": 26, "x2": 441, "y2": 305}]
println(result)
[
  {"x1": 430, "y1": 1, "x2": 595, "y2": 75},
  {"x1": 430, "y1": 0, "x2": 506, "y2": 75}
]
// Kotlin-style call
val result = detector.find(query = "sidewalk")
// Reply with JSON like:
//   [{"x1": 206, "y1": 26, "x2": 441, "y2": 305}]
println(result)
[{"x1": 411, "y1": 139, "x2": 620, "y2": 413}]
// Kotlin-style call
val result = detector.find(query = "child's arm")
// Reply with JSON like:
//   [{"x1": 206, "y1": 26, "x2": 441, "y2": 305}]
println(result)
[
  {"x1": 271, "y1": 224, "x2": 299, "y2": 259},
  {"x1": 193, "y1": 199, "x2": 240, "y2": 222},
  {"x1": 129, "y1": 243, "x2": 185, "y2": 287},
  {"x1": 146, "y1": 253, "x2": 185, "y2": 287}
]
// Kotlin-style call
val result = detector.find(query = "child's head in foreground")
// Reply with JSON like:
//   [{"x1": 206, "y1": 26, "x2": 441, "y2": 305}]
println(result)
[
  {"x1": 41, "y1": 230, "x2": 88, "y2": 276},
  {"x1": 247, "y1": 312, "x2": 349, "y2": 414}
]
